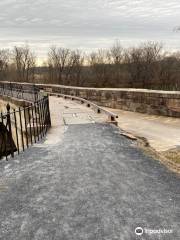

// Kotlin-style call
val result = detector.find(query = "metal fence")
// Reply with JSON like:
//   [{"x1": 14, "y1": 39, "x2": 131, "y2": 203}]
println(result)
[
  {"x1": 0, "y1": 95, "x2": 51, "y2": 160},
  {"x1": 0, "y1": 82, "x2": 42, "y2": 102}
]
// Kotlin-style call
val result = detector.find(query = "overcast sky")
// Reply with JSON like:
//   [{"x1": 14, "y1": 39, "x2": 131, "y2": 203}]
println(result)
[{"x1": 0, "y1": 0, "x2": 180, "y2": 62}]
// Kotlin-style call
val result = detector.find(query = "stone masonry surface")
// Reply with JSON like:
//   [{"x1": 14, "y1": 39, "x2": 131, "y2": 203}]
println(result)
[{"x1": 2, "y1": 81, "x2": 180, "y2": 117}]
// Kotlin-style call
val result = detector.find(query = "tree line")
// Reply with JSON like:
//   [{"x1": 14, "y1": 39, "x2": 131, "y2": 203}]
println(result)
[{"x1": 0, "y1": 41, "x2": 180, "y2": 90}]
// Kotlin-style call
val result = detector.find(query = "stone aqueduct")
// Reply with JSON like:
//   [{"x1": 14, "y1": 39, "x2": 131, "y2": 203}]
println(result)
[{"x1": 2, "y1": 81, "x2": 180, "y2": 117}]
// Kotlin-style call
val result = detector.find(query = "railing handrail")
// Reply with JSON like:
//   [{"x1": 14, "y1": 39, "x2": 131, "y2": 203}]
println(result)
[
  {"x1": 0, "y1": 95, "x2": 51, "y2": 160},
  {"x1": 0, "y1": 82, "x2": 42, "y2": 102},
  {"x1": 0, "y1": 97, "x2": 47, "y2": 118},
  {"x1": 45, "y1": 91, "x2": 118, "y2": 123}
]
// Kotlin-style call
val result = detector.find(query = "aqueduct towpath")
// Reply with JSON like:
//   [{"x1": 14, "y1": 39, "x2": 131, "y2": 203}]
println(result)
[{"x1": 0, "y1": 96, "x2": 179, "y2": 240}]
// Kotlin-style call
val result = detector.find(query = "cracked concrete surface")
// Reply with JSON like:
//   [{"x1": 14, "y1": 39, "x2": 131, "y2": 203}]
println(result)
[{"x1": 0, "y1": 97, "x2": 179, "y2": 240}]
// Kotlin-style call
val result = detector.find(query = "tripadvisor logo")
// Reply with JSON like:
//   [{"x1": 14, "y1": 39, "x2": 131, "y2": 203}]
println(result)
[
  {"x1": 135, "y1": 227, "x2": 144, "y2": 236},
  {"x1": 135, "y1": 226, "x2": 173, "y2": 236}
]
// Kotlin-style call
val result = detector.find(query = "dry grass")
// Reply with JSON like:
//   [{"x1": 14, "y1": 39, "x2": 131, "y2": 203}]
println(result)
[
  {"x1": 162, "y1": 150, "x2": 180, "y2": 164},
  {"x1": 136, "y1": 137, "x2": 180, "y2": 174}
]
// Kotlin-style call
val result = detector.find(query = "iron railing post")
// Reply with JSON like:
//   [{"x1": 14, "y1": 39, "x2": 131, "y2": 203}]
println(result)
[
  {"x1": 13, "y1": 109, "x2": 19, "y2": 154},
  {"x1": 47, "y1": 96, "x2": 51, "y2": 127},
  {"x1": 28, "y1": 106, "x2": 33, "y2": 145},
  {"x1": 23, "y1": 106, "x2": 29, "y2": 148},
  {"x1": 34, "y1": 102, "x2": 40, "y2": 141},
  {"x1": 31, "y1": 103, "x2": 36, "y2": 143},
  {"x1": 19, "y1": 107, "x2": 24, "y2": 151},
  {"x1": 6, "y1": 103, "x2": 14, "y2": 158}
]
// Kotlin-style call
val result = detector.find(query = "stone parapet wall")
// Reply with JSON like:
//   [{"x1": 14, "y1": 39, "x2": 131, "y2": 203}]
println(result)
[
  {"x1": 1, "y1": 81, "x2": 180, "y2": 117},
  {"x1": 39, "y1": 84, "x2": 180, "y2": 117}
]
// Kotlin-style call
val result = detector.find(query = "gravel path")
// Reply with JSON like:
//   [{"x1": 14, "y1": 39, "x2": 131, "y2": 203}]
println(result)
[{"x1": 0, "y1": 122, "x2": 179, "y2": 240}]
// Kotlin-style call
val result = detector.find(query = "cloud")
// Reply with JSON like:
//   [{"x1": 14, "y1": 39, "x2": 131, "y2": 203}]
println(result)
[{"x1": 0, "y1": 0, "x2": 179, "y2": 57}]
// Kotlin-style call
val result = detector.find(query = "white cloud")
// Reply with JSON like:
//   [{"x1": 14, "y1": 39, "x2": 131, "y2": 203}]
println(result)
[{"x1": 0, "y1": 0, "x2": 179, "y2": 57}]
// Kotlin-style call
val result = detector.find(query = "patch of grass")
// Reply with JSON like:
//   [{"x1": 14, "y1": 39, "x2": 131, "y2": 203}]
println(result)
[
  {"x1": 137, "y1": 137, "x2": 180, "y2": 173},
  {"x1": 163, "y1": 151, "x2": 180, "y2": 164}
]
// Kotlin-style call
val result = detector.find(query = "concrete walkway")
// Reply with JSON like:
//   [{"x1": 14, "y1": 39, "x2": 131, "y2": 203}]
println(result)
[
  {"x1": 0, "y1": 97, "x2": 179, "y2": 240},
  {"x1": 105, "y1": 107, "x2": 180, "y2": 152}
]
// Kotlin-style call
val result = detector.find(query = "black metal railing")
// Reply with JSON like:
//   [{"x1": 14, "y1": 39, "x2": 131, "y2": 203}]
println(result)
[
  {"x1": 0, "y1": 82, "x2": 42, "y2": 102},
  {"x1": 0, "y1": 96, "x2": 51, "y2": 160}
]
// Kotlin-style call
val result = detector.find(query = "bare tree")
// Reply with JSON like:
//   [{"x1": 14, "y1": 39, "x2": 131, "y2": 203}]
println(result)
[
  {"x1": 48, "y1": 46, "x2": 71, "y2": 84},
  {"x1": 158, "y1": 52, "x2": 180, "y2": 90},
  {"x1": 0, "y1": 49, "x2": 10, "y2": 81},
  {"x1": 47, "y1": 46, "x2": 85, "y2": 85},
  {"x1": 124, "y1": 47, "x2": 144, "y2": 87},
  {"x1": 1, "y1": 41, "x2": 179, "y2": 90},
  {"x1": 89, "y1": 49, "x2": 111, "y2": 87},
  {"x1": 125, "y1": 42, "x2": 163, "y2": 88},
  {"x1": 110, "y1": 40, "x2": 123, "y2": 64},
  {"x1": 13, "y1": 45, "x2": 36, "y2": 82},
  {"x1": 65, "y1": 50, "x2": 84, "y2": 85},
  {"x1": 141, "y1": 42, "x2": 163, "y2": 87},
  {"x1": 109, "y1": 40, "x2": 125, "y2": 84}
]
